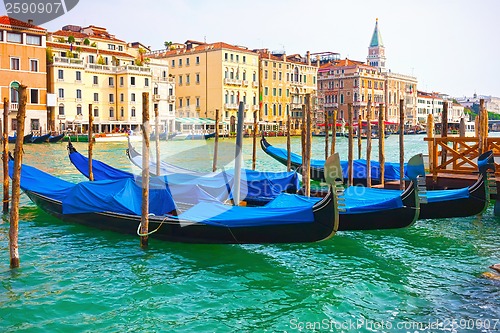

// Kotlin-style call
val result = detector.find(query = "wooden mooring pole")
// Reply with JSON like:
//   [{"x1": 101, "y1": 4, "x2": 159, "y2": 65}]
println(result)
[
  {"x1": 140, "y1": 92, "x2": 150, "y2": 248},
  {"x1": 366, "y1": 100, "x2": 372, "y2": 188},
  {"x1": 347, "y1": 103, "x2": 354, "y2": 186},
  {"x1": 325, "y1": 111, "x2": 329, "y2": 160},
  {"x1": 427, "y1": 114, "x2": 436, "y2": 180},
  {"x1": 357, "y1": 114, "x2": 362, "y2": 160},
  {"x1": 213, "y1": 109, "x2": 220, "y2": 172},
  {"x1": 399, "y1": 99, "x2": 405, "y2": 190},
  {"x1": 331, "y1": 109, "x2": 337, "y2": 156},
  {"x1": 441, "y1": 101, "x2": 448, "y2": 166},
  {"x1": 154, "y1": 105, "x2": 160, "y2": 176},
  {"x1": 286, "y1": 111, "x2": 291, "y2": 172},
  {"x1": 303, "y1": 94, "x2": 312, "y2": 197},
  {"x1": 10, "y1": 84, "x2": 27, "y2": 268},
  {"x1": 3, "y1": 98, "x2": 9, "y2": 213},
  {"x1": 252, "y1": 109, "x2": 257, "y2": 170},
  {"x1": 378, "y1": 103, "x2": 385, "y2": 187},
  {"x1": 88, "y1": 104, "x2": 94, "y2": 181}
]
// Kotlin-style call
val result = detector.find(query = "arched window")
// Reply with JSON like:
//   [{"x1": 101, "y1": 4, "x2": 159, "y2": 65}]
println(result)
[
  {"x1": 109, "y1": 107, "x2": 114, "y2": 118},
  {"x1": 93, "y1": 107, "x2": 99, "y2": 117},
  {"x1": 120, "y1": 107, "x2": 124, "y2": 118},
  {"x1": 76, "y1": 104, "x2": 82, "y2": 115},
  {"x1": 224, "y1": 68, "x2": 229, "y2": 79},
  {"x1": 242, "y1": 71, "x2": 246, "y2": 81},
  {"x1": 293, "y1": 67, "x2": 299, "y2": 82},
  {"x1": 10, "y1": 82, "x2": 20, "y2": 103},
  {"x1": 58, "y1": 103, "x2": 65, "y2": 115},
  {"x1": 131, "y1": 107, "x2": 136, "y2": 117}
]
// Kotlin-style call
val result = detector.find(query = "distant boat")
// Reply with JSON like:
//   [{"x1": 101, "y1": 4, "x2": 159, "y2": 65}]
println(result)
[
  {"x1": 30, "y1": 133, "x2": 51, "y2": 143},
  {"x1": 8, "y1": 133, "x2": 33, "y2": 144},
  {"x1": 171, "y1": 132, "x2": 215, "y2": 140},
  {"x1": 48, "y1": 133, "x2": 65, "y2": 143},
  {"x1": 343, "y1": 132, "x2": 391, "y2": 139}
]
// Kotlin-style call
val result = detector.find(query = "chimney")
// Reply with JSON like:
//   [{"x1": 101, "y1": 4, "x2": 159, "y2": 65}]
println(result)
[
  {"x1": 28, "y1": 19, "x2": 33, "y2": 25},
  {"x1": 282, "y1": 52, "x2": 286, "y2": 62},
  {"x1": 306, "y1": 51, "x2": 311, "y2": 65}
]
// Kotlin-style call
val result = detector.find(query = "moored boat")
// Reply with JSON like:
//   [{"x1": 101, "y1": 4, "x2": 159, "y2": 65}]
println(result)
[
  {"x1": 8, "y1": 133, "x2": 33, "y2": 144},
  {"x1": 30, "y1": 133, "x2": 51, "y2": 143},
  {"x1": 48, "y1": 132, "x2": 65, "y2": 143}
]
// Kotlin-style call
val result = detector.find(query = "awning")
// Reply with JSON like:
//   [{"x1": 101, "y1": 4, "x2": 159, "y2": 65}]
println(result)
[{"x1": 175, "y1": 117, "x2": 215, "y2": 125}]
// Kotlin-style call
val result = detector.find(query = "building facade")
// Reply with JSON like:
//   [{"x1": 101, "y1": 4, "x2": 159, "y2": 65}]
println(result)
[
  {"x1": 47, "y1": 25, "x2": 173, "y2": 133},
  {"x1": 0, "y1": 16, "x2": 47, "y2": 135}
]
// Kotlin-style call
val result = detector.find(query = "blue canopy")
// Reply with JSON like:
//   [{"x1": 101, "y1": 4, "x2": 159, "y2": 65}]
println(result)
[
  {"x1": 70, "y1": 149, "x2": 299, "y2": 201},
  {"x1": 264, "y1": 143, "x2": 406, "y2": 180},
  {"x1": 11, "y1": 161, "x2": 319, "y2": 228}
]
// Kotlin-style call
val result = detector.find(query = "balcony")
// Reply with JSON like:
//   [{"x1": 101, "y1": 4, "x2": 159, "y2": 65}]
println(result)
[
  {"x1": 52, "y1": 57, "x2": 84, "y2": 67},
  {"x1": 10, "y1": 103, "x2": 18, "y2": 112},
  {"x1": 290, "y1": 103, "x2": 303, "y2": 110},
  {"x1": 224, "y1": 78, "x2": 236, "y2": 85},
  {"x1": 353, "y1": 101, "x2": 368, "y2": 107},
  {"x1": 242, "y1": 80, "x2": 249, "y2": 86},
  {"x1": 167, "y1": 95, "x2": 176, "y2": 103},
  {"x1": 324, "y1": 103, "x2": 338, "y2": 108},
  {"x1": 153, "y1": 94, "x2": 161, "y2": 101},
  {"x1": 116, "y1": 65, "x2": 152, "y2": 75},
  {"x1": 253, "y1": 105, "x2": 260, "y2": 111},
  {"x1": 225, "y1": 103, "x2": 238, "y2": 110},
  {"x1": 252, "y1": 81, "x2": 259, "y2": 88}
]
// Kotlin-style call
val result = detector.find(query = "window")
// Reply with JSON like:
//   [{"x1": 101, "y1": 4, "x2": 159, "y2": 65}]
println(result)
[
  {"x1": 273, "y1": 88, "x2": 276, "y2": 96},
  {"x1": 178, "y1": 59, "x2": 182, "y2": 66},
  {"x1": 26, "y1": 35, "x2": 41, "y2": 45},
  {"x1": 253, "y1": 72, "x2": 257, "y2": 81},
  {"x1": 224, "y1": 53, "x2": 228, "y2": 61},
  {"x1": 186, "y1": 74, "x2": 190, "y2": 85},
  {"x1": 243, "y1": 56, "x2": 246, "y2": 63},
  {"x1": 273, "y1": 105, "x2": 276, "y2": 116},
  {"x1": 196, "y1": 73, "x2": 200, "y2": 84},
  {"x1": 108, "y1": 44, "x2": 115, "y2": 50},
  {"x1": 77, "y1": 105, "x2": 82, "y2": 115},
  {"x1": 10, "y1": 58, "x2": 20, "y2": 70},
  {"x1": 186, "y1": 98, "x2": 190, "y2": 107},
  {"x1": 120, "y1": 93, "x2": 124, "y2": 102},
  {"x1": 179, "y1": 76, "x2": 183, "y2": 85},
  {"x1": 144, "y1": 78, "x2": 149, "y2": 87},
  {"x1": 109, "y1": 94, "x2": 114, "y2": 103},
  {"x1": 89, "y1": 55, "x2": 95, "y2": 63},
  {"x1": 93, "y1": 76, "x2": 98, "y2": 85},
  {"x1": 109, "y1": 107, "x2": 114, "y2": 118},
  {"x1": 10, "y1": 84, "x2": 19, "y2": 103},
  {"x1": 230, "y1": 54, "x2": 234, "y2": 62},
  {"x1": 76, "y1": 71, "x2": 81, "y2": 81},
  {"x1": 109, "y1": 77, "x2": 114, "y2": 87},
  {"x1": 179, "y1": 98, "x2": 183, "y2": 108},
  {"x1": 131, "y1": 107, "x2": 136, "y2": 117},
  {"x1": 30, "y1": 59, "x2": 38, "y2": 72},
  {"x1": 7, "y1": 32, "x2": 21, "y2": 43},
  {"x1": 120, "y1": 107, "x2": 124, "y2": 118},
  {"x1": 30, "y1": 89, "x2": 38, "y2": 104},
  {"x1": 94, "y1": 93, "x2": 99, "y2": 102},
  {"x1": 58, "y1": 69, "x2": 64, "y2": 80},
  {"x1": 0, "y1": 32, "x2": 2, "y2": 41},
  {"x1": 264, "y1": 87, "x2": 268, "y2": 96},
  {"x1": 130, "y1": 77, "x2": 136, "y2": 86},
  {"x1": 196, "y1": 56, "x2": 200, "y2": 64},
  {"x1": 278, "y1": 88, "x2": 282, "y2": 97},
  {"x1": 119, "y1": 77, "x2": 124, "y2": 86},
  {"x1": 196, "y1": 97, "x2": 200, "y2": 108},
  {"x1": 279, "y1": 105, "x2": 282, "y2": 116},
  {"x1": 76, "y1": 89, "x2": 82, "y2": 100},
  {"x1": 131, "y1": 93, "x2": 136, "y2": 102},
  {"x1": 171, "y1": 60, "x2": 175, "y2": 67},
  {"x1": 186, "y1": 58, "x2": 190, "y2": 66},
  {"x1": 264, "y1": 104, "x2": 268, "y2": 116},
  {"x1": 94, "y1": 108, "x2": 99, "y2": 117},
  {"x1": 153, "y1": 86, "x2": 158, "y2": 95},
  {"x1": 58, "y1": 104, "x2": 65, "y2": 115},
  {"x1": 273, "y1": 71, "x2": 276, "y2": 80},
  {"x1": 118, "y1": 45, "x2": 123, "y2": 51},
  {"x1": 58, "y1": 88, "x2": 64, "y2": 98},
  {"x1": 264, "y1": 70, "x2": 268, "y2": 79}
]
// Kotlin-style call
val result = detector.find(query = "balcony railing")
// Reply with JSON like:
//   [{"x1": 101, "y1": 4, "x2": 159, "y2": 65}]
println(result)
[
  {"x1": 253, "y1": 105, "x2": 260, "y2": 111},
  {"x1": 353, "y1": 101, "x2": 368, "y2": 107},
  {"x1": 167, "y1": 95, "x2": 176, "y2": 102},
  {"x1": 252, "y1": 81, "x2": 259, "y2": 88},
  {"x1": 52, "y1": 57, "x2": 84, "y2": 66},
  {"x1": 242, "y1": 80, "x2": 249, "y2": 86},
  {"x1": 324, "y1": 103, "x2": 338, "y2": 108},
  {"x1": 10, "y1": 103, "x2": 18, "y2": 112},
  {"x1": 225, "y1": 103, "x2": 238, "y2": 109}
]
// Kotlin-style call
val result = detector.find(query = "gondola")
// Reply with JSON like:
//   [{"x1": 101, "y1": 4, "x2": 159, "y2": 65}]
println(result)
[
  {"x1": 67, "y1": 142, "x2": 300, "y2": 206},
  {"x1": 9, "y1": 159, "x2": 339, "y2": 244},
  {"x1": 261, "y1": 136, "x2": 404, "y2": 183},
  {"x1": 48, "y1": 132, "x2": 65, "y2": 143},
  {"x1": 8, "y1": 133, "x2": 33, "y2": 144},
  {"x1": 30, "y1": 133, "x2": 51, "y2": 143}
]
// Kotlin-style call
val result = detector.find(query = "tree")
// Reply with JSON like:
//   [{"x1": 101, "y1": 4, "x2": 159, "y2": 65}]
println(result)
[
  {"x1": 164, "y1": 41, "x2": 173, "y2": 49},
  {"x1": 68, "y1": 35, "x2": 76, "y2": 44},
  {"x1": 83, "y1": 38, "x2": 90, "y2": 46},
  {"x1": 46, "y1": 47, "x2": 54, "y2": 64}
]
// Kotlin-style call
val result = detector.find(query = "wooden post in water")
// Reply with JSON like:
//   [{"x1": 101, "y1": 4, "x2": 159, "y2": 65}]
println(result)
[
  {"x1": 441, "y1": 101, "x2": 448, "y2": 166},
  {"x1": 88, "y1": 104, "x2": 94, "y2": 181},
  {"x1": 233, "y1": 102, "x2": 245, "y2": 205},
  {"x1": 252, "y1": 109, "x2": 257, "y2": 170},
  {"x1": 357, "y1": 114, "x2": 362, "y2": 160},
  {"x1": 378, "y1": 103, "x2": 385, "y2": 187},
  {"x1": 366, "y1": 100, "x2": 372, "y2": 188},
  {"x1": 303, "y1": 94, "x2": 311, "y2": 197},
  {"x1": 479, "y1": 99, "x2": 488, "y2": 153},
  {"x1": 399, "y1": 99, "x2": 405, "y2": 190},
  {"x1": 2, "y1": 98, "x2": 9, "y2": 213},
  {"x1": 140, "y1": 92, "x2": 150, "y2": 248},
  {"x1": 331, "y1": 109, "x2": 337, "y2": 155},
  {"x1": 347, "y1": 103, "x2": 354, "y2": 186},
  {"x1": 9, "y1": 85, "x2": 27, "y2": 269},
  {"x1": 301, "y1": 104, "x2": 306, "y2": 171},
  {"x1": 154, "y1": 105, "x2": 160, "y2": 176},
  {"x1": 286, "y1": 112, "x2": 291, "y2": 172},
  {"x1": 427, "y1": 114, "x2": 436, "y2": 180},
  {"x1": 325, "y1": 111, "x2": 329, "y2": 160},
  {"x1": 213, "y1": 109, "x2": 220, "y2": 172}
]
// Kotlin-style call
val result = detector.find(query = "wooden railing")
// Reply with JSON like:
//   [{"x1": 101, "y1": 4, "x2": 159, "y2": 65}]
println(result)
[{"x1": 424, "y1": 136, "x2": 500, "y2": 177}]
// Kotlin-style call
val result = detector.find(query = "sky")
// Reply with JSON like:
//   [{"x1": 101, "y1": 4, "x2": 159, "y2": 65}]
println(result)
[{"x1": 2, "y1": 0, "x2": 499, "y2": 98}]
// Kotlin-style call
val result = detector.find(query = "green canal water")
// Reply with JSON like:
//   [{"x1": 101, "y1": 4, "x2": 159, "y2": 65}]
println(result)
[{"x1": 1, "y1": 135, "x2": 499, "y2": 332}]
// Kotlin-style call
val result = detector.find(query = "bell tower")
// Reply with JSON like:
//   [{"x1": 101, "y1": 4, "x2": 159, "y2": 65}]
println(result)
[{"x1": 367, "y1": 18, "x2": 386, "y2": 69}]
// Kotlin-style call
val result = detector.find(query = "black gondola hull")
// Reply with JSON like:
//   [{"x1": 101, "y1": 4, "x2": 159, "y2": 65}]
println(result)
[{"x1": 25, "y1": 190, "x2": 337, "y2": 244}]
